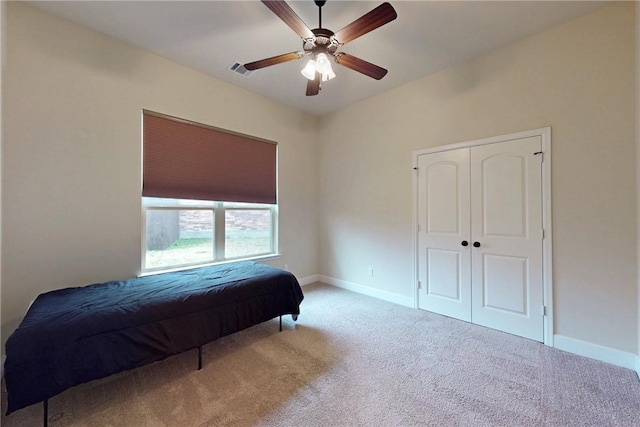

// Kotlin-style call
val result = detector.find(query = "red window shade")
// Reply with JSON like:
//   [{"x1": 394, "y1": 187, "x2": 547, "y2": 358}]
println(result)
[{"x1": 143, "y1": 111, "x2": 277, "y2": 204}]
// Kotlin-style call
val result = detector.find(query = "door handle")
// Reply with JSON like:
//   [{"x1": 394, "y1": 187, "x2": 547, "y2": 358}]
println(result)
[
  {"x1": 473, "y1": 241, "x2": 481, "y2": 248},
  {"x1": 461, "y1": 241, "x2": 469, "y2": 247}
]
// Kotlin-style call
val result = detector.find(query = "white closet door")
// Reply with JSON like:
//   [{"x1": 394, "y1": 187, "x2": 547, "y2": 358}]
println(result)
[
  {"x1": 417, "y1": 148, "x2": 471, "y2": 322},
  {"x1": 470, "y1": 136, "x2": 543, "y2": 341}
]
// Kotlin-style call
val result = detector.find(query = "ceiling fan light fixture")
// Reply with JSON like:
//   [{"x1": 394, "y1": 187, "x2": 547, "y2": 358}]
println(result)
[
  {"x1": 301, "y1": 53, "x2": 336, "y2": 82},
  {"x1": 315, "y1": 53, "x2": 330, "y2": 72},
  {"x1": 322, "y1": 68, "x2": 336, "y2": 82},
  {"x1": 301, "y1": 59, "x2": 318, "y2": 80},
  {"x1": 315, "y1": 53, "x2": 336, "y2": 81}
]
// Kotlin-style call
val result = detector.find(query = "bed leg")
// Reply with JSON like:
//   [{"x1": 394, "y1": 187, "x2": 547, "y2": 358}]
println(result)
[
  {"x1": 279, "y1": 315, "x2": 282, "y2": 332},
  {"x1": 197, "y1": 346, "x2": 202, "y2": 370},
  {"x1": 43, "y1": 399, "x2": 48, "y2": 427}
]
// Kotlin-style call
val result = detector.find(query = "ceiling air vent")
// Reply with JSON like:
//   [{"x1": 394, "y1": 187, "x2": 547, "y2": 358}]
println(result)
[{"x1": 228, "y1": 61, "x2": 255, "y2": 78}]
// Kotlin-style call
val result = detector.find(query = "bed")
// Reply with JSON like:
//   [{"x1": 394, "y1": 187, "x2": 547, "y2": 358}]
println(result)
[{"x1": 4, "y1": 260, "x2": 304, "y2": 419}]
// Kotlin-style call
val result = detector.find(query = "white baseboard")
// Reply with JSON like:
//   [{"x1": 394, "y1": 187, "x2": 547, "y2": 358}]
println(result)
[
  {"x1": 298, "y1": 275, "x2": 321, "y2": 286},
  {"x1": 636, "y1": 355, "x2": 640, "y2": 379},
  {"x1": 317, "y1": 275, "x2": 414, "y2": 308},
  {"x1": 554, "y1": 334, "x2": 638, "y2": 370}
]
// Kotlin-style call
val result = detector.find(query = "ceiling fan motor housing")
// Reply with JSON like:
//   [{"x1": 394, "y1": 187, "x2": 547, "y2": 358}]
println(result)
[{"x1": 304, "y1": 28, "x2": 339, "y2": 56}]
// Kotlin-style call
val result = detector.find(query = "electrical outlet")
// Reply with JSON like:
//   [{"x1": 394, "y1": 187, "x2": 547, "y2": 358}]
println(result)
[{"x1": 367, "y1": 267, "x2": 374, "y2": 277}]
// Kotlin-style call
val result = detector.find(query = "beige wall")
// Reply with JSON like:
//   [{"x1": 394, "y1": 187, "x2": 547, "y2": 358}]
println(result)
[
  {"x1": 1, "y1": 3, "x2": 319, "y2": 350},
  {"x1": 318, "y1": 2, "x2": 637, "y2": 353}
]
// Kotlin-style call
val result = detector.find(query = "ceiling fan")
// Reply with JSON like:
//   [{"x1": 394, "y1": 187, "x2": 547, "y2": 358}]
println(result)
[{"x1": 244, "y1": 0, "x2": 397, "y2": 96}]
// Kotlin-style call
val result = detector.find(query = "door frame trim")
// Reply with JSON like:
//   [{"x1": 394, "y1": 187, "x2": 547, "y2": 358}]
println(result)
[{"x1": 412, "y1": 127, "x2": 553, "y2": 346}]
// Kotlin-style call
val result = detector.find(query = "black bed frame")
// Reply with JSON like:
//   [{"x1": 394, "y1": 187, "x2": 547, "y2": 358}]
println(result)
[{"x1": 39, "y1": 314, "x2": 296, "y2": 427}]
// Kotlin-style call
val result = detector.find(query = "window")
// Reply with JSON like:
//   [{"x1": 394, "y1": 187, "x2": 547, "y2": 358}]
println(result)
[
  {"x1": 143, "y1": 198, "x2": 277, "y2": 271},
  {"x1": 142, "y1": 111, "x2": 278, "y2": 273}
]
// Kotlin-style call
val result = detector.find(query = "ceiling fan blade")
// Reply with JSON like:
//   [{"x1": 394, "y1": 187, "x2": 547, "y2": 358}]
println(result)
[
  {"x1": 262, "y1": 0, "x2": 314, "y2": 40},
  {"x1": 333, "y1": 2, "x2": 397, "y2": 45},
  {"x1": 244, "y1": 51, "x2": 304, "y2": 70},
  {"x1": 306, "y1": 73, "x2": 321, "y2": 96},
  {"x1": 334, "y1": 53, "x2": 388, "y2": 80}
]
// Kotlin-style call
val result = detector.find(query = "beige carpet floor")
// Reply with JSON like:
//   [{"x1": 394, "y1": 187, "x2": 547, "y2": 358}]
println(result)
[{"x1": 2, "y1": 282, "x2": 640, "y2": 426}]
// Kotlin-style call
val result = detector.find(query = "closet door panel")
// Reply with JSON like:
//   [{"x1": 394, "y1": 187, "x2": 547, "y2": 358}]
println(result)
[
  {"x1": 470, "y1": 137, "x2": 543, "y2": 341},
  {"x1": 417, "y1": 149, "x2": 471, "y2": 322}
]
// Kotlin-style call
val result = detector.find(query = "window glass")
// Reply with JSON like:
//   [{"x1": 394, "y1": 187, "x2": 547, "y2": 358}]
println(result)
[
  {"x1": 225, "y1": 210, "x2": 272, "y2": 259},
  {"x1": 145, "y1": 209, "x2": 214, "y2": 269},
  {"x1": 142, "y1": 198, "x2": 276, "y2": 272}
]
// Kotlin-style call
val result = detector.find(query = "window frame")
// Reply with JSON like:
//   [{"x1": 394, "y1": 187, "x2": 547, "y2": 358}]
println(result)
[{"x1": 141, "y1": 198, "x2": 278, "y2": 274}]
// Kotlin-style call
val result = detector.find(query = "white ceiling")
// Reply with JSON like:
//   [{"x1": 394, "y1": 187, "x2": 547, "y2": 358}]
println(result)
[{"x1": 29, "y1": 0, "x2": 609, "y2": 116}]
